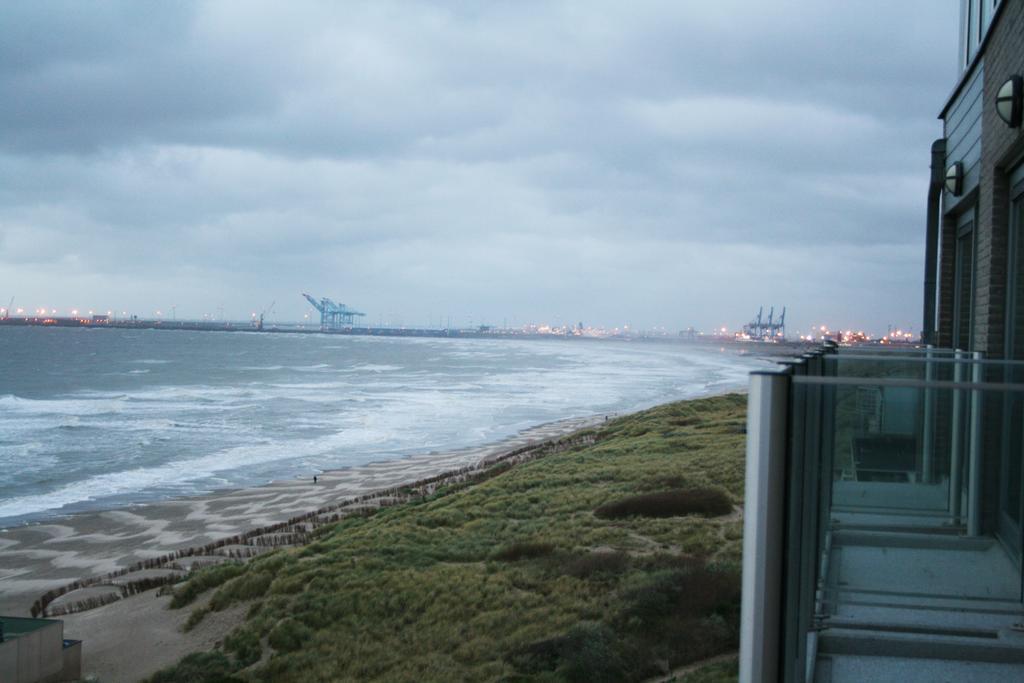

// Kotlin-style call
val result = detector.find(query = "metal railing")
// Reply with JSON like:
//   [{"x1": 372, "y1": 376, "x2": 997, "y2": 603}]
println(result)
[{"x1": 740, "y1": 344, "x2": 1024, "y2": 682}]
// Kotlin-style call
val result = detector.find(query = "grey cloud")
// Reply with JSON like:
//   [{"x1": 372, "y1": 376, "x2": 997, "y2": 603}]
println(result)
[{"x1": 0, "y1": 1, "x2": 959, "y2": 333}]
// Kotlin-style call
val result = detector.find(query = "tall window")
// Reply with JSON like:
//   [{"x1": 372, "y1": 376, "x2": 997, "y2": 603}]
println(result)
[
  {"x1": 1002, "y1": 170, "x2": 1024, "y2": 535},
  {"x1": 963, "y1": 0, "x2": 976, "y2": 69},
  {"x1": 962, "y1": 0, "x2": 969, "y2": 69},
  {"x1": 960, "y1": 0, "x2": 996, "y2": 70},
  {"x1": 1008, "y1": 185, "x2": 1024, "y2": 360},
  {"x1": 981, "y1": 0, "x2": 1001, "y2": 45},
  {"x1": 954, "y1": 210, "x2": 975, "y2": 350}
]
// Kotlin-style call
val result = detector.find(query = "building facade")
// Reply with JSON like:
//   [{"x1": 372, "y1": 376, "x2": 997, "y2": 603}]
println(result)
[
  {"x1": 934, "y1": 0, "x2": 1024, "y2": 576},
  {"x1": 935, "y1": 0, "x2": 1024, "y2": 357}
]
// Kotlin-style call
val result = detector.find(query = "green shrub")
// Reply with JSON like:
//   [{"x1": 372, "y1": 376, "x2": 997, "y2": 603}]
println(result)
[
  {"x1": 563, "y1": 551, "x2": 630, "y2": 579},
  {"x1": 506, "y1": 637, "x2": 562, "y2": 674},
  {"x1": 508, "y1": 621, "x2": 639, "y2": 682},
  {"x1": 268, "y1": 618, "x2": 313, "y2": 652},
  {"x1": 210, "y1": 572, "x2": 273, "y2": 611},
  {"x1": 146, "y1": 651, "x2": 240, "y2": 682},
  {"x1": 559, "y1": 621, "x2": 634, "y2": 683},
  {"x1": 224, "y1": 624, "x2": 262, "y2": 668},
  {"x1": 639, "y1": 474, "x2": 690, "y2": 490},
  {"x1": 594, "y1": 488, "x2": 732, "y2": 520},
  {"x1": 169, "y1": 563, "x2": 245, "y2": 609},
  {"x1": 685, "y1": 656, "x2": 739, "y2": 682},
  {"x1": 269, "y1": 572, "x2": 306, "y2": 595},
  {"x1": 490, "y1": 541, "x2": 555, "y2": 562},
  {"x1": 618, "y1": 565, "x2": 741, "y2": 631},
  {"x1": 182, "y1": 606, "x2": 210, "y2": 632}
]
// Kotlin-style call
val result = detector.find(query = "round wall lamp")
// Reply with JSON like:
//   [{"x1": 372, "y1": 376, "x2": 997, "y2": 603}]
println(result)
[
  {"x1": 945, "y1": 162, "x2": 964, "y2": 196},
  {"x1": 996, "y1": 75, "x2": 1022, "y2": 128}
]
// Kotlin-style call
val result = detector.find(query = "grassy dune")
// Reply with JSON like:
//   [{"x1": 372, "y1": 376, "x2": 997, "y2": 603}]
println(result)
[{"x1": 149, "y1": 394, "x2": 747, "y2": 683}]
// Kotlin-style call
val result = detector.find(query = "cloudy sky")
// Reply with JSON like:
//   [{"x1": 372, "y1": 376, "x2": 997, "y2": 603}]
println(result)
[{"x1": 0, "y1": 1, "x2": 959, "y2": 334}]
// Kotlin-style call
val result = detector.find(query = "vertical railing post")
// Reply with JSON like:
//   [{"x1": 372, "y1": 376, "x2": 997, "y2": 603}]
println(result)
[
  {"x1": 798, "y1": 354, "x2": 823, "y2": 683},
  {"x1": 950, "y1": 350, "x2": 965, "y2": 523},
  {"x1": 968, "y1": 351, "x2": 984, "y2": 536},
  {"x1": 740, "y1": 371, "x2": 790, "y2": 683},
  {"x1": 818, "y1": 349, "x2": 837, "y2": 550},
  {"x1": 778, "y1": 358, "x2": 807, "y2": 683},
  {"x1": 922, "y1": 345, "x2": 936, "y2": 484}
]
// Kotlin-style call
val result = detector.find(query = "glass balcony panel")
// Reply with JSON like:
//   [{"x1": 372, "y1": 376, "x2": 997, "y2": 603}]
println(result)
[
  {"x1": 789, "y1": 364, "x2": 1024, "y2": 607},
  {"x1": 747, "y1": 348, "x2": 1024, "y2": 683},
  {"x1": 834, "y1": 346, "x2": 962, "y2": 358}
]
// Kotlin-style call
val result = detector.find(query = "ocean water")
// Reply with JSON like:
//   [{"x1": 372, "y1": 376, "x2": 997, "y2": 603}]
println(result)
[{"x1": 0, "y1": 327, "x2": 769, "y2": 526}]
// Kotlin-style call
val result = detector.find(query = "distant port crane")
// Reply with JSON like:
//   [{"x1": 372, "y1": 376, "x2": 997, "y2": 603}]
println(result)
[
  {"x1": 302, "y1": 293, "x2": 366, "y2": 330},
  {"x1": 743, "y1": 305, "x2": 786, "y2": 340},
  {"x1": 253, "y1": 301, "x2": 275, "y2": 331}
]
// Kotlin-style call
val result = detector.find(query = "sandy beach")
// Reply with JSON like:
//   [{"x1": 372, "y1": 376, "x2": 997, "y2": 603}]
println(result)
[
  {"x1": 0, "y1": 414, "x2": 604, "y2": 620},
  {"x1": 0, "y1": 414, "x2": 610, "y2": 680}
]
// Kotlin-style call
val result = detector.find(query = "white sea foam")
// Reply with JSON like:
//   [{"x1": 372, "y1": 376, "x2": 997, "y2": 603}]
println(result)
[
  {"x1": 0, "y1": 425, "x2": 394, "y2": 519},
  {"x1": 348, "y1": 364, "x2": 403, "y2": 373},
  {"x1": 0, "y1": 394, "x2": 130, "y2": 416},
  {"x1": 0, "y1": 334, "x2": 772, "y2": 524}
]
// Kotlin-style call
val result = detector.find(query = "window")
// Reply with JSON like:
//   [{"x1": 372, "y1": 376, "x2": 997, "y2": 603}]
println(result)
[
  {"x1": 969, "y1": 0, "x2": 979, "y2": 61},
  {"x1": 960, "y1": 0, "x2": 995, "y2": 70},
  {"x1": 954, "y1": 209, "x2": 975, "y2": 350},
  {"x1": 981, "y1": 0, "x2": 1001, "y2": 43},
  {"x1": 960, "y1": 1, "x2": 967, "y2": 70},
  {"x1": 1000, "y1": 165, "x2": 1024, "y2": 556},
  {"x1": 1007, "y1": 174, "x2": 1024, "y2": 359},
  {"x1": 968, "y1": 0, "x2": 976, "y2": 67}
]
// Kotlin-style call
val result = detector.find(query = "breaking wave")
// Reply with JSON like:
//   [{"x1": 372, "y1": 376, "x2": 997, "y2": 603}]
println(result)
[{"x1": 0, "y1": 330, "x2": 770, "y2": 525}]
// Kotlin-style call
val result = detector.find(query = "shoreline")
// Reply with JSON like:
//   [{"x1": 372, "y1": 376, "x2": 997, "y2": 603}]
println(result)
[
  {"x1": 0, "y1": 334, "x2": 779, "y2": 532},
  {"x1": 44, "y1": 391, "x2": 751, "y2": 682},
  {"x1": 0, "y1": 411, "x2": 610, "y2": 616}
]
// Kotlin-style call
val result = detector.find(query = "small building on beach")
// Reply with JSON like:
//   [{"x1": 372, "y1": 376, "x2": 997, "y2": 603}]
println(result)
[{"x1": 0, "y1": 616, "x2": 81, "y2": 683}]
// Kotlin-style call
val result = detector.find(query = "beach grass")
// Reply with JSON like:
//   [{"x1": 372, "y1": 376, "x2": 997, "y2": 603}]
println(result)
[{"x1": 148, "y1": 393, "x2": 747, "y2": 682}]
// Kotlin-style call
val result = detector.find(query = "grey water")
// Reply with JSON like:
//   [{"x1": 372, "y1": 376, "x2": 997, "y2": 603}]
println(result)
[{"x1": 0, "y1": 327, "x2": 768, "y2": 526}]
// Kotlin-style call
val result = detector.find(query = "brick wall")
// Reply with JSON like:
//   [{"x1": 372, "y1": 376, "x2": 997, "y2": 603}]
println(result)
[
  {"x1": 974, "y1": 0, "x2": 1024, "y2": 358},
  {"x1": 964, "y1": 0, "x2": 1024, "y2": 533}
]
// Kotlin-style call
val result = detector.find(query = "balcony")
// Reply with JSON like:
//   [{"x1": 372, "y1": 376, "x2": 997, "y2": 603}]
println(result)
[{"x1": 740, "y1": 345, "x2": 1024, "y2": 682}]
